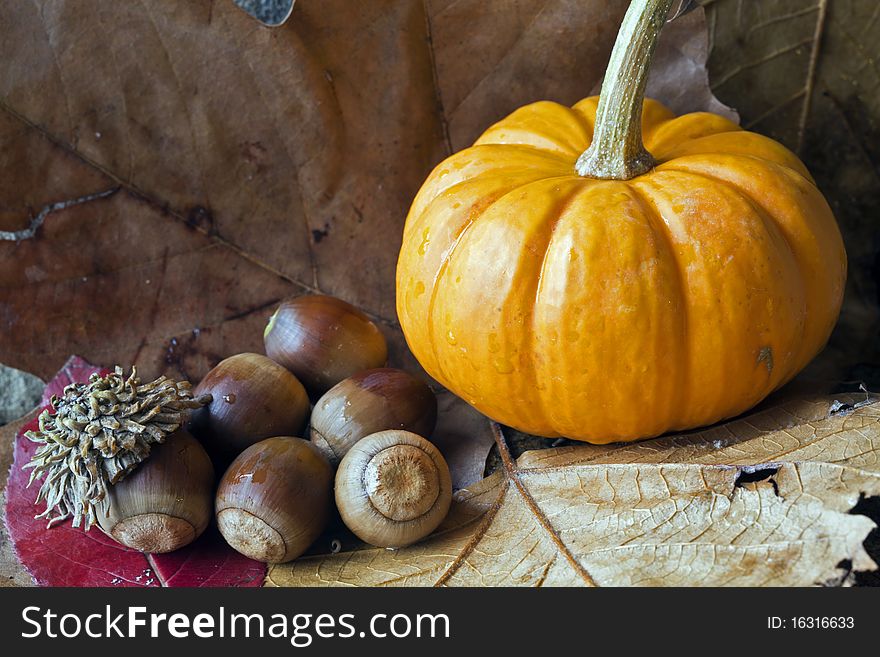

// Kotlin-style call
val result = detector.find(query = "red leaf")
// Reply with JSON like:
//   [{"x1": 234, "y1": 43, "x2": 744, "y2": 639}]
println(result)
[
  {"x1": 149, "y1": 527, "x2": 266, "y2": 587},
  {"x1": 4, "y1": 356, "x2": 266, "y2": 587},
  {"x1": 39, "y1": 355, "x2": 109, "y2": 406}
]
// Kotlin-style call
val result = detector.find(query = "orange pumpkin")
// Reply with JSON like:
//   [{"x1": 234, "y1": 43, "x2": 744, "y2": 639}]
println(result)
[{"x1": 395, "y1": 0, "x2": 846, "y2": 443}]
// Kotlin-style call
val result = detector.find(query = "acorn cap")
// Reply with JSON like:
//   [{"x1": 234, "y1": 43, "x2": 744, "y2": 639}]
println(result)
[{"x1": 23, "y1": 366, "x2": 210, "y2": 530}]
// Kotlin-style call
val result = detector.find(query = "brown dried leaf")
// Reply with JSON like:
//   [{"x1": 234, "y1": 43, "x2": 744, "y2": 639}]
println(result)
[
  {"x1": 0, "y1": 1, "x2": 733, "y2": 385},
  {"x1": 431, "y1": 390, "x2": 496, "y2": 490},
  {"x1": 518, "y1": 392, "x2": 880, "y2": 471},
  {"x1": 0, "y1": 0, "x2": 440, "y2": 382},
  {"x1": 0, "y1": 0, "x2": 634, "y2": 383},
  {"x1": 0, "y1": 1, "x2": 731, "y2": 494},
  {"x1": 644, "y1": 8, "x2": 739, "y2": 121},
  {"x1": 706, "y1": 0, "x2": 880, "y2": 385},
  {"x1": 269, "y1": 395, "x2": 880, "y2": 586}
]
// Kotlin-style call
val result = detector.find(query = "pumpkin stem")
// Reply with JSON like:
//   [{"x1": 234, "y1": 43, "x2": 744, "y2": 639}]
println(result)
[{"x1": 575, "y1": 0, "x2": 673, "y2": 180}]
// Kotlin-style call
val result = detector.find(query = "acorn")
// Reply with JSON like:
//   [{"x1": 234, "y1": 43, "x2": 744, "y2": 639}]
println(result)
[
  {"x1": 263, "y1": 295, "x2": 388, "y2": 395},
  {"x1": 216, "y1": 437, "x2": 333, "y2": 563},
  {"x1": 310, "y1": 368, "x2": 437, "y2": 466},
  {"x1": 22, "y1": 366, "x2": 211, "y2": 532},
  {"x1": 97, "y1": 429, "x2": 214, "y2": 553},
  {"x1": 335, "y1": 430, "x2": 452, "y2": 548},
  {"x1": 192, "y1": 353, "x2": 309, "y2": 463}
]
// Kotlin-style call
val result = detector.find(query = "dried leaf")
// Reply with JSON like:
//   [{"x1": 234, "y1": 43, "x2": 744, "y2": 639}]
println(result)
[
  {"x1": 706, "y1": 0, "x2": 880, "y2": 385},
  {"x1": 644, "y1": 8, "x2": 739, "y2": 121},
  {"x1": 518, "y1": 392, "x2": 880, "y2": 471},
  {"x1": 431, "y1": 390, "x2": 496, "y2": 490},
  {"x1": 0, "y1": 0, "x2": 730, "y2": 386},
  {"x1": 268, "y1": 396, "x2": 880, "y2": 586},
  {"x1": 0, "y1": 0, "x2": 442, "y2": 382}
]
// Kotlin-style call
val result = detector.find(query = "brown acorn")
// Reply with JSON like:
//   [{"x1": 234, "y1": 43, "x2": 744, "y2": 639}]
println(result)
[
  {"x1": 216, "y1": 437, "x2": 333, "y2": 563},
  {"x1": 97, "y1": 429, "x2": 214, "y2": 553},
  {"x1": 310, "y1": 368, "x2": 437, "y2": 466},
  {"x1": 263, "y1": 295, "x2": 388, "y2": 395},
  {"x1": 192, "y1": 353, "x2": 309, "y2": 462},
  {"x1": 335, "y1": 430, "x2": 452, "y2": 548}
]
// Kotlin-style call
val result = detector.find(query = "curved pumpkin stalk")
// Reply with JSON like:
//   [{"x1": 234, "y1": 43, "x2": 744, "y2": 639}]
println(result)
[{"x1": 576, "y1": 0, "x2": 674, "y2": 180}]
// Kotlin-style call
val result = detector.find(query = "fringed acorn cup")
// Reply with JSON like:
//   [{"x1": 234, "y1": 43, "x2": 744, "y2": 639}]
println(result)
[{"x1": 22, "y1": 366, "x2": 214, "y2": 552}]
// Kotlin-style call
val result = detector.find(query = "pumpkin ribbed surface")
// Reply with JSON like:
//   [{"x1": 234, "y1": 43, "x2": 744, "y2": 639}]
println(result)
[{"x1": 396, "y1": 97, "x2": 846, "y2": 442}]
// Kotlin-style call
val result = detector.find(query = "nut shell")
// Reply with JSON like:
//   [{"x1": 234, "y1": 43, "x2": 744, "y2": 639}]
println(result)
[
  {"x1": 192, "y1": 353, "x2": 309, "y2": 462},
  {"x1": 310, "y1": 368, "x2": 437, "y2": 466},
  {"x1": 264, "y1": 295, "x2": 388, "y2": 394},
  {"x1": 216, "y1": 436, "x2": 332, "y2": 563},
  {"x1": 97, "y1": 429, "x2": 214, "y2": 553},
  {"x1": 335, "y1": 430, "x2": 451, "y2": 548}
]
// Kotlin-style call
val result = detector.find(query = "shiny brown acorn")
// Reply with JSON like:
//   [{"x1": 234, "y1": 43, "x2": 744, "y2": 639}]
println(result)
[
  {"x1": 310, "y1": 368, "x2": 437, "y2": 466},
  {"x1": 98, "y1": 429, "x2": 214, "y2": 553},
  {"x1": 191, "y1": 353, "x2": 309, "y2": 462},
  {"x1": 263, "y1": 295, "x2": 388, "y2": 395},
  {"x1": 216, "y1": 437, "x2": 333, "y2": 563},
  {"x1": 335, "y1": 430, "x2": 451, "y2": 548}
]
